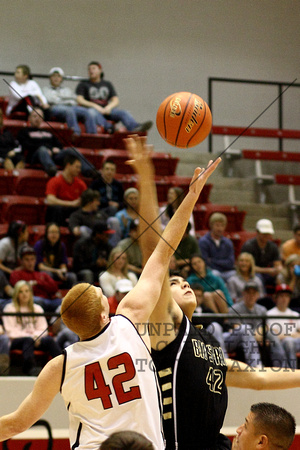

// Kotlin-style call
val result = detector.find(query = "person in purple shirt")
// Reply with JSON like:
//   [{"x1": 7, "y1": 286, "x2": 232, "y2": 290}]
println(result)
[{"x1": 33, "y1": 222, "x2": 77, "y2": 289}]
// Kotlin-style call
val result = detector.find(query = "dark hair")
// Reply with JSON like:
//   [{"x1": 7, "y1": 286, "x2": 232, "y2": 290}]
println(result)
[
  {"x1": 251, "y1": 402, "x2": 295, "y2": 450},
  {"x1": 165, "y1": 187, "x2": 184, "y2": 219},
  {"x1": 41, "y1": 222, "x2": 64, "y2": 268},
  {"x1": 102, "y1": 159, "x2": 116, "y2": 169},
  {"x1": 81, "y1": 189, "x2": 100, "y2": 207},
  {"x1": 100, "y1": 431, "x2": 154, "y2": 450},
  {"x1": 7, "y1": 220, "x2": 27, "y2": 263},
  {"x1": 16, "y1": 64, "x2": 32, "y2": 79},
  {"x1": 88, "y1": 61, "x2": 104, "y2": 79},
  {"x1": 63, "y1": 153, "x2": 81, "y2": 169},
  {"x1": 293, "y1": 224, "x2": 300, "y2": 234}
]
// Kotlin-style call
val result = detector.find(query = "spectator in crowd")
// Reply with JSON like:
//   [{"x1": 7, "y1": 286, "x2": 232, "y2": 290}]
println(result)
[
  {"x1": 199, "y1": 212, "x2": 236, "y2": 282},
  {"x1": 174, "y1": 222, "x2": 200, "y2": 268},
  {"x1": 267, "y1": 284, "x2": 300, "y2": 369},
  {"x1": 0, "y1": 107, "x2": 24, "y2": 170},
  {"x1": 0, "y1": 220, "x2": 29, "y2": 276},
  {"x1": 43, "y1": 67, "x2": 97, "y2": 136},
  {"x1": 107, "y1": 278, "x2": 134, "y2": 315},
  {"x1": 33, "y1": 222, "x2": 77, "y2": 289},
  {"x1": 68, "y1": 188, "x2": 121, "y2": 245},
  {"x1": 100, "y1": 431, "x2": 154, "y2": 450},
  {"x1": 0, "y1": 322, "x2": 9, "y2": 376},
  {"x1": 90, "y1": 160, "x2": 124, "y2": 217},
  {"x1": 0, "y1": 270, "x2": 14, "y2": 312},
  {"x1": 6, "y1": 65, "x2": 49, "y2": 118},
  {"x1": 10, "y1": 246, "x2": 61, "y2": 313},
  {"x1": 99, "y1": 247, "x2": 138, "y2": 297},
  {"x1": 118, "y1": 221, "x2": 143, "y2": 277},
  {"x1": 72, "y1": 222, "x2": 114, "y2": 284},
  {"x1": 232, "y1": 402, "x2": 295, "y2": 450},
  {"x1": 277, "y1": 253, "x2": 300, "y2": 312},
  {"x1": 50, "y1": 305, "x2": 78, "y2": 351},
  {"x1": 281, "y1": 224, "x2": 300, "y2": 262},
  {"x1": 115, "y1": 188, "x2": 139, "y2": 239},
  {"x1": 160, "y1": 186, "x2": 196, "y2": 236},
  {"x1": 76, "y1": 61, "x2": 152, "y2": 134},
  {"x1": 187, "y1": 254, "x2": 232, "y2": 313},
  {"x1": 17, "y1": 108, "x2": 95, "y2": 177},
  {"x1": 45, "y1": 153, "x2": 87, "y2": 226},
  {"x1": 227, "y1": 252, "x2": 265, "y2": 303},
  {"x1": 3, "y1": 280, "x2": 61, "y2": 376},
  {"x1": 191, "y1": 283, "x2": 263, "y2": 367},
  {"x1": 241, "y1": 219, "x2": 282, "y2": 294},
  {"x1": 228, "y1": 281, "x2": 287, "y2": 367}
]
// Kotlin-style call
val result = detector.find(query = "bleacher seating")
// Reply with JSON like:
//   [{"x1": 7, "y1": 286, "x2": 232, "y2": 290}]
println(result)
[
  {"x1": 99, "y1": 148, "x2": 179, "y2": 176},
  {"x1": 12, "y1": 168, "x2": 49, "y2": 197},
  {"x1": 0, "y1": 195, "x2": 46, "y2": 225},
  {"x1": 193, "y1": 204, "x2": 246, "y2": 233},
  {"x1": 274, "y1": 174, "x2": 300, "y2": 226},
  {"x1": 0, "y1": 169, "x2": 14, "y2": 195}
]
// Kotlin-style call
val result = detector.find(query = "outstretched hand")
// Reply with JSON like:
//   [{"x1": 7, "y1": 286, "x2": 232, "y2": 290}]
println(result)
[
  {"x1": 124, "y1": 135, "x2": 154, "y2": 175},
  {"x1": 189, "y1": 158, "x2": 221, "y2": 197}
]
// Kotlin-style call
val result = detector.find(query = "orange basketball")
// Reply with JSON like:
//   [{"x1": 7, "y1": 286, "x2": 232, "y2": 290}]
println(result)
[{"x1": 156, "y1": 92, "x2": 212, "y2": 148}]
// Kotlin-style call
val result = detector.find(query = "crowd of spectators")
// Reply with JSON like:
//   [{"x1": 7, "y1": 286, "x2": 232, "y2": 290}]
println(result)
[{"x1": 1, "y1": 64, "x2": 300, "y2": 376}]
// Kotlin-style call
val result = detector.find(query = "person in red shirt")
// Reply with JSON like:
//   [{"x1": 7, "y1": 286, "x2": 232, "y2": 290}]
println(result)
[
  {"x1": 10, "y1": 246, "x2": 61, "y2": 313},
  {"x1": 107, "y1": 278, "x2": 133, "y2": 315},
  {"x1": 45, "y1": 153, "x2": 87, "y2": 226}
]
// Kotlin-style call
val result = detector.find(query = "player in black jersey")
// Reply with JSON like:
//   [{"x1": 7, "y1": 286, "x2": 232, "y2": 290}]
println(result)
[{"x1": 125, "y1": 136, "x2": 300, "y2": 450}]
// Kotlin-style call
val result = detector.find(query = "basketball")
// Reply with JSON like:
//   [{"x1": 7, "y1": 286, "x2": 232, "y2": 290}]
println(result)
[{"x1": 156, "y1": 92, "x2": 212, "y2": 148}]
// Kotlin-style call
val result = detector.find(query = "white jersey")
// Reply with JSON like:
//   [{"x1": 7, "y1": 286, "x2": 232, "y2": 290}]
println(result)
[{"x1": 61, "y1": 315, "x2": 164, "y2": 450}]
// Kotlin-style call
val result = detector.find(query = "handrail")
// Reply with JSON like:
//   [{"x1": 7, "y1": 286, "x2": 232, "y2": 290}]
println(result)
[{"x1": 208, "y1": 77, "x2": 300, "y2": 153}]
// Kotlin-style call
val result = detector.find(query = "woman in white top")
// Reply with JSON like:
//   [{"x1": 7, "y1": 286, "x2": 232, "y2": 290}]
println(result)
[
  {"x1": 99, "y1": 246, "x2": 138, "y2": 297},
  {"x1": 3, "y1": 280, "x2": 61, "y2": 375},
  {"x1": 6, "y1": 65, "x2": 49, "y2": 117},
  {"x1": 227, "y1": 251, "x2": 265, "y2": 303}
]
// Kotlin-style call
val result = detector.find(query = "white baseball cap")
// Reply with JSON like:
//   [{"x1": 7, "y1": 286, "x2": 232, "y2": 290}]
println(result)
[
  {"x1": 115, "y1": 279, "x2": 133, "y2": 293},
  {"x1": 256, "y1": 219, "x2": 274, "y2": 234},
  {"x1": 49, "y1": 67, "x2": 64, "y2": 77}
]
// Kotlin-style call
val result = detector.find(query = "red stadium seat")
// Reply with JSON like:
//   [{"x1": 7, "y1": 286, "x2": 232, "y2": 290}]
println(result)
[
  {"x1": 0, "y1": 196, "x2": 46, "y2": 224},
  {"x1": 0, "y1": 169, "x2": 14, "y2": 195},
  {"x1": 193, "y1": 204, "x2": 246, "y2": 232},
  {"x1": 12, "y1": 169, "x2": 49, "y2": 197}
]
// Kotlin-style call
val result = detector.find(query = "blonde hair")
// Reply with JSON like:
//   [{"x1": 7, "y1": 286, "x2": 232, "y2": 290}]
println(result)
[
  {"x1": 61, "y1": 283, "x2": 103, "y2": 340},
  {"x1": 12, "y1": 280, "x2": 35, "y2": 326},
  {"x1": 209, "y1": 212, "x2": 227, "y2": 228},
  {"x1": 107, "y1": 247, "x2": 129, "y2": 276},
  {"x1": 236, "y1": 252, "x2": 256, "y2": 278}
]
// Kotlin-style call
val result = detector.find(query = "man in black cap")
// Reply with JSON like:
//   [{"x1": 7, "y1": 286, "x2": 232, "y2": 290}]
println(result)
[
  {"x1": 72, "y1": 222, "x2": 114, "y2": 283},
  {"x1": 76, "y1": 61, "x2": 152, "y2": 134},
  {"x1": 267, "y1": 284, "x2": 300, "y2": 369},
  {"x1": 228, "y1": 281, "x2": 287, "y2": 367}
]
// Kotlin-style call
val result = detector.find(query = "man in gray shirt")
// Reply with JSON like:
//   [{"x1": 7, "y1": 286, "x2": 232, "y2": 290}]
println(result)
[
  {"x1": 43, "y1": 67, "x2": 97, "y2": 135},
  {"x1": 228, "y1": 281, "x2": 287, "y2": 367}
]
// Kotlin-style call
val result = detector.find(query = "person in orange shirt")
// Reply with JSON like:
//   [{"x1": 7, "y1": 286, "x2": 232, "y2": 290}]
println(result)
[{"x1": 281, "y1": 224, "x2": 300, "y2": 262}]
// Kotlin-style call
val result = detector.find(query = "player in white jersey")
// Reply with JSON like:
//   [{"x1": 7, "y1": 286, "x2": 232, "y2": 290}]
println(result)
[{"x1": 0, "y1": 136, "x2": 221, "y2": 449}]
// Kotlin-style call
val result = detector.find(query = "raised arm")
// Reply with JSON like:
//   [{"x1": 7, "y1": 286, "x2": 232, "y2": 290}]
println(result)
[
  {"x1": 0, "y1": 355, "x2": 63, "y2": 442},
  {"x1": 117, "y1": 136, "x2": 221, "y2": 331}
]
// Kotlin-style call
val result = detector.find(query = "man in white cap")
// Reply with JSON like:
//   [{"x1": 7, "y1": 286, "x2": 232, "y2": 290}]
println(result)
[
  {"x1": 241, "y1": 218, "x2": 282, "y2": 293},
  {"x1": 107, "y1": 279, "x2": 134, "y2": 315},
  {"x1": 43, "y1": 67, "x2": 98, "y2": 135}
]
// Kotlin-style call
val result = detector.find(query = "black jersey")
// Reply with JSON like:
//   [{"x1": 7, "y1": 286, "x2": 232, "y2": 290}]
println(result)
[{"x1": 152, "y1": 315, "x2": 228, "y2": 450}]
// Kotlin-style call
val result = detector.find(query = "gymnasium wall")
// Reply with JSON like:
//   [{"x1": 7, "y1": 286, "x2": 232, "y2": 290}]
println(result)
[{"x1": 1, "y1": 0, "x2": 299, "y2": 151}]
